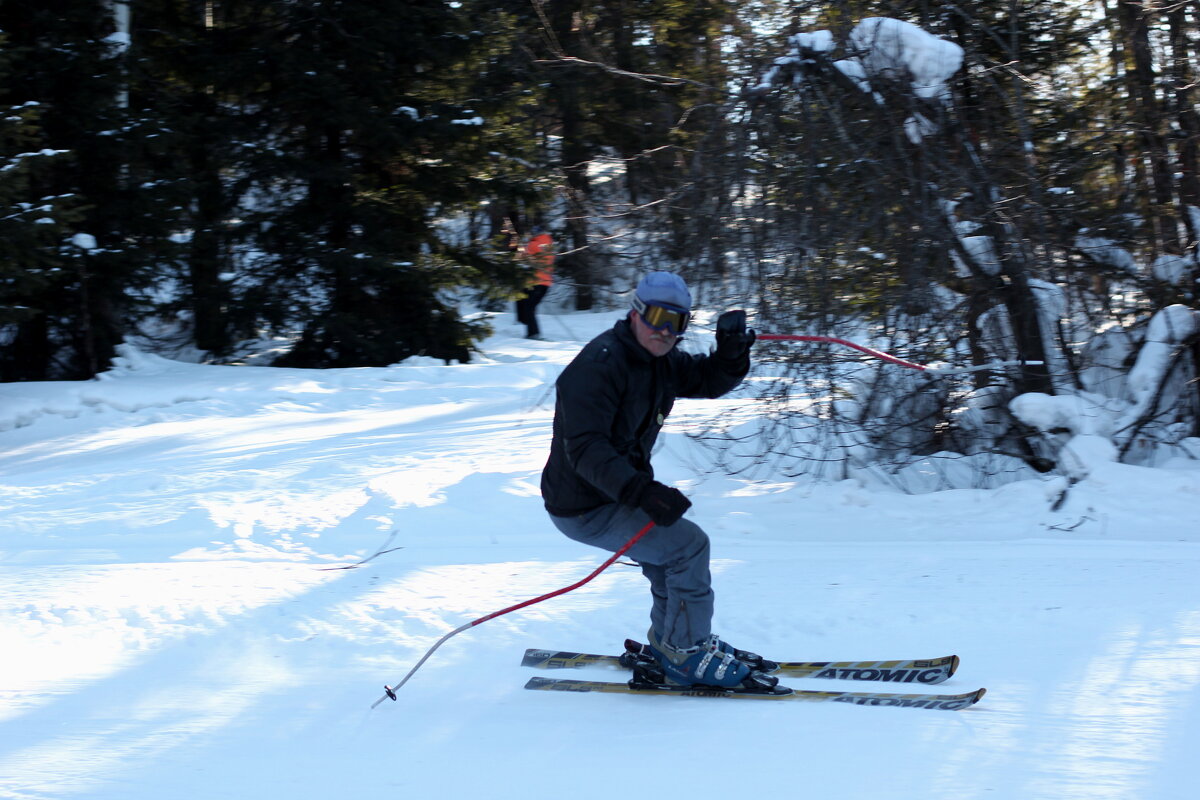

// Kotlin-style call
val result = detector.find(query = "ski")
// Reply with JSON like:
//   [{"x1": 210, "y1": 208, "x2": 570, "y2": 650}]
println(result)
[
  {"x1": 523, "y1": 676, "x2": 985, "y2": 710},
  {"x1": 521, "y1": 641, "x2": 960, "y2": 686}
]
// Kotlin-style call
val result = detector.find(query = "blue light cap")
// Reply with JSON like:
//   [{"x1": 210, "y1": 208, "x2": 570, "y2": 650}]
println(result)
[{"x1": 633, "y1": 271, "x2": 691, "y2": 312}]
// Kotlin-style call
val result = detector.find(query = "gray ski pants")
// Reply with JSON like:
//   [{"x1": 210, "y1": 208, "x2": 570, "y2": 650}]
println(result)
[{"x1": 548, "y1": 503, "x2": 713, "y2": 649}]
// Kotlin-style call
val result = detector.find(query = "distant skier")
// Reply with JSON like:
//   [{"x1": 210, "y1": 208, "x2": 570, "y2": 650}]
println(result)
[
  {"x1": 516, "y1": 226, "x2": 554, "y2": 340},
  {"x1": 539, "y1": 271, "x2": 772, "y2": 690}
]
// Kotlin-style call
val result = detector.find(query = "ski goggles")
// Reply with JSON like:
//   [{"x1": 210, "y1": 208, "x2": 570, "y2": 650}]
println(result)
[{"x1": 632, "y1": 295, "x2": 690, "y2": 335}]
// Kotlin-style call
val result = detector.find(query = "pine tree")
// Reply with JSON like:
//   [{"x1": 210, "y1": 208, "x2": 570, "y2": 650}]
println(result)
[
  {"x1": 127, "y1": 0, "x2": 259, "y2": 358},
  {"x1": 0, "y1": 35, "x2": 81, "y2": 380},
  {"x1": 0, "y1": 1, "x2": 151, "y2": 380},
  {"x1": 197, "y1": 0, "x2": 527, "y2": 367}
]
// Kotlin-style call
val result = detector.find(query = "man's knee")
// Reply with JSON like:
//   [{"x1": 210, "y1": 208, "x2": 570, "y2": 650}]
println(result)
[{"x1": 663, "y1": 523, "x2": 709, "y2": 569}]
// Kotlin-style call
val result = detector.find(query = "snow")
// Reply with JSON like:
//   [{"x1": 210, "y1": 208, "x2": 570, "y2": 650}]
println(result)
[
  {"x1": 957, "y1": 234, "x2": 1001, "y2": 276},
  {"x1": 1150, "y1": 253, "x2": 1193, "y2": 287},
  {"x1": 904, "y1": 111, "x2": 937, "y2": 144},
  {"x1": 833, "y1": 58, "x2": 873, "y2": 94},
  {"x1": 790, "y1": 30, "x2": 834, "y2": 53},
  {"x1": 1145, "y1": 303, "x2": 1198, "y2": 344},
  {"x1": 102, "y1": 32, "x2": 131, "y2": 52},
  {"x1": 769, "y1": 17, "x2": 963, "y2": 143},
  {"x1": 70, "y1": 233, "x2": 98, "y2": 251},
  {"x1": 2, "y1": 311, "x2": 1199, "y2": 799},
  {"x1": 848, "y1": 17, "x2": 963, "y2": 101},
  {"x1": 1008, "y1": 304, "x2": 1199, "y2": 469},
  {"x1": 1076, "y1": 235, "x2": 1138, "y2": 274}
]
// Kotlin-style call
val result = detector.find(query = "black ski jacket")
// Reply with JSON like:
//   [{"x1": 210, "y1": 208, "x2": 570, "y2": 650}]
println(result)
[{"x1": 541, "y1": 317, "x2": 748, "y2": 517}]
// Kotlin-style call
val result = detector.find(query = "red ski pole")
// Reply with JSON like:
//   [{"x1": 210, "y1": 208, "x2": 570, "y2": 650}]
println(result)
[
  {"x1": 756, "y1": 334, "x2": 928, "y2": 370},
  {"x1": 756, "y1": 333, "x2": 1043, "y2": 375},
  {"x1": 373, "y1": 520, "x2": 656, "y2": 708}
]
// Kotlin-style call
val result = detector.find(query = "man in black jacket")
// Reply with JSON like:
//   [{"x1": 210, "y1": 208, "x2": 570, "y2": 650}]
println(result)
[{"x1": 540, "y1": 272, "x2": 771, "y2": 689}]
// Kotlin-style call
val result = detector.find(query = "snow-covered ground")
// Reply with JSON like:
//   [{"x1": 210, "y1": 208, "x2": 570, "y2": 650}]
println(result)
[{"x1": 2, "y1": 311, "x2": 1198, "y2": 799}]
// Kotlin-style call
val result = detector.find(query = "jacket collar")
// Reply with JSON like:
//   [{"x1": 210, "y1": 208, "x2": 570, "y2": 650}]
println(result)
[{"x1": 613, "y1": 315, "x2": 664, "y2": 363}]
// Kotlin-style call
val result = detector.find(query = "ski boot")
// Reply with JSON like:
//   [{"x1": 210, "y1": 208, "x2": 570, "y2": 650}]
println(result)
[
  {"x1": 621, "y1": 633, "x2": 780, "y2": 674},
  {"x1": 640, "y1": 632, "x2": 780, "y2": 693},
  {"x1": 713, "y1": 637, "x2": 779, "y2": 673}
]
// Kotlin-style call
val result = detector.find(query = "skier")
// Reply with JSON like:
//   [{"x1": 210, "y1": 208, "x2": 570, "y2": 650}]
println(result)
[
  {"x1": 516, "y1": 226, "x2": 554, "y2": 340},
  {"x1": 539, "y1": 271, "x2": 773, "y2": 690}
]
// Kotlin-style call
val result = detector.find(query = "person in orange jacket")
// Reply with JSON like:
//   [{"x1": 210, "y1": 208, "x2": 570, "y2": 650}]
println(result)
[{"x1": 517, "y1": 226, "x2": 554, "y2": 340}]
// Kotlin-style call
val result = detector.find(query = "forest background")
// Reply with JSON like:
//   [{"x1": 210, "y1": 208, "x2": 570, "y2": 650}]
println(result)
[{"x1": 2, "y1": 0, "x2": 1198, "y2": 488}]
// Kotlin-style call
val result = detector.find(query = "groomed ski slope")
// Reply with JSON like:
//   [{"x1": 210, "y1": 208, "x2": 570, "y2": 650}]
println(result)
[{"x1": 2, "y1": 311, "x2": 1198, "y2": 800}]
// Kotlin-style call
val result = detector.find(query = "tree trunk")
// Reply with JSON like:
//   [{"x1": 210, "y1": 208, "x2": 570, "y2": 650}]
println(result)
[
  {"x1": 548, "y1": 1, "x2": 595, "y2": 310},
  {"x1": 1117, "y1": 0, "x2": 1181, "y2": 257},
  {"x1": 189, "y1": 129, "x2": 230, "y2": 356},
  {"x1": 1169, "y1": 5, "x2": 1200, "y2": 247}
]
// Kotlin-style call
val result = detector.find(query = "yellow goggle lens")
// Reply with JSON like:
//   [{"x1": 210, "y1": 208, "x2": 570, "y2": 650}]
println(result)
[{"x1": 640, "y1": 303, "x2": 689, "y2": 334}]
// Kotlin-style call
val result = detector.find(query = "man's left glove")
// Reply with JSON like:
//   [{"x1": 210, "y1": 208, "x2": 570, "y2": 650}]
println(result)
[
  {"x1": 636, "y1": 481, "x2": 692, "y2": 527},
  {"x1": 715, "y1": 309, "x2": 756, "y2": 362}
]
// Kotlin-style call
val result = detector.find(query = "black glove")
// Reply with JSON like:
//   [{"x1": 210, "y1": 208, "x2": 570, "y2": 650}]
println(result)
[
  {"x1": 635, "y1": 480, "x2": 692, "y2": 527},
  {"x1": 716, "y1": 309, "x2": 756, "y2": 362}
]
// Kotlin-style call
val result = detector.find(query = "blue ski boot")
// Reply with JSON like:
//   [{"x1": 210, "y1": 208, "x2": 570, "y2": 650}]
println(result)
[
  {"x1": 712, "y1": 636, "x2": 780, "y2": 673},
  {"x1": 644, "y1": 631, "x2": 778, "y2": 691}
]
